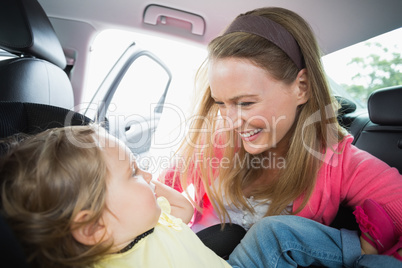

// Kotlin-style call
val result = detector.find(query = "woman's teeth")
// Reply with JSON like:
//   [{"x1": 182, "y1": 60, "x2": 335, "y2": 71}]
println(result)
[{"x1": 239, "y1": 128, "x2": 262, "y2": 138}]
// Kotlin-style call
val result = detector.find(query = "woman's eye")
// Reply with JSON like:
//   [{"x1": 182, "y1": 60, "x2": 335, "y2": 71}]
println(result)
[
  {"x1": 238, "y1": 102, "x2": 253, "y2": 107},
  {"x1": 214, "y1": 101, "x2": 225, "y2": 106}
]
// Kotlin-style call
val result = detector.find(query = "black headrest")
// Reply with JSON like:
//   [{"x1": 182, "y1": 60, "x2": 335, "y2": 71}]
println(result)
[
  {"x1": 335, "y1": 95, "x2": 357, "y2": 115},
  {"x1": 0, "y1": 0, "x2": 66, "y2": 69},
  {"x1": 368, "y1": 86, "x2": 402, "y2": 125}
]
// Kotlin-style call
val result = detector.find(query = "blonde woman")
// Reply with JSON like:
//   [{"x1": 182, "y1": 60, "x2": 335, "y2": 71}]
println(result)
[{"x1": 162, "y1": 6, "x2": 402, "y2": 261}]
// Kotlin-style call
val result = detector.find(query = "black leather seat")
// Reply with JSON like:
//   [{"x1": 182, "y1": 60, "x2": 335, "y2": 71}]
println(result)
[
  {"x1": 331, "y1": 85, "x2": 402, "y2": 230},
  {"x1": 353, "y1": 85, "x2": 402, "y2": 172},
  {"x1": 0, "y1": 0, "x2": 74, "y2": 109}
]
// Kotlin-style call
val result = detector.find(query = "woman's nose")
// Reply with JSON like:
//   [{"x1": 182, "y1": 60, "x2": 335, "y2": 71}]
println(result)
[{"x1": 226, "y1": 106, "x2": 243, "y2": 129}]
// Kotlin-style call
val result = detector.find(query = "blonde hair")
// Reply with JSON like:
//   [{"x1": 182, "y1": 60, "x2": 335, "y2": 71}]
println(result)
[
  {"x1": 0, "y1": 125, "x2": 111, "y2": 268},
  {"x1": 171, "y1": 7, "x2": 345, "y2": 223}
]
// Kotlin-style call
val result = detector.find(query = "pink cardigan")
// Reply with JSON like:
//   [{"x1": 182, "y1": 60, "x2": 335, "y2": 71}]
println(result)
[
  {"x1": 163, "y1": 135, "x2": 402, "y2": 235},
  {"x1": 295, "y1": 135, "x2": 402, "y2": 235}
]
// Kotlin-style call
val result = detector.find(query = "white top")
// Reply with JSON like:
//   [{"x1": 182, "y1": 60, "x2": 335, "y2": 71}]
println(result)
[
  {"x1": 225, "y1": 196, "x2": 293, "y2": 230},
  {"x1": 189, "y1": 182, "x2": 293, "y2": 232},
  {"x1": 224, "y1": 196, "x2": 270, "y2": 230}
]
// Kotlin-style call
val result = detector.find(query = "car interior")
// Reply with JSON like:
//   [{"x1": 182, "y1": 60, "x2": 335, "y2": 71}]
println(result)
[
  {"x1": 0, "y1": 0, "x2": 74, "y2": 109},
  {"x1": 0, "y1": 0, "x2": 401, "y2": 266}
]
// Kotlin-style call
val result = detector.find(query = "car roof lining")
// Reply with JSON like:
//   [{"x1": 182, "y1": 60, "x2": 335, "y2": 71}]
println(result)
[{"x1": 38, "y1": 0, "x2": 402, "y2": 55}]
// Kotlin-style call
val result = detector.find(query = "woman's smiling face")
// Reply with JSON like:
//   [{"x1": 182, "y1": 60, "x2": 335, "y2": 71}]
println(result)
[{"x1": 208, "y1": 57, "x2": 308, "y2": 155}]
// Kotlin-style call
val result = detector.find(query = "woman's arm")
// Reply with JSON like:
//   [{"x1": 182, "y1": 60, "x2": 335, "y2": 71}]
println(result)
[{"x1": 153, "y1": 180, "x2": 194, "y2": 224}]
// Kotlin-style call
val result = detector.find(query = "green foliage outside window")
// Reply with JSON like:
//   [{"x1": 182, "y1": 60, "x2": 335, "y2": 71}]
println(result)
[{"x1": 342, "y1": 42, "x2": 402, "y2": 105}]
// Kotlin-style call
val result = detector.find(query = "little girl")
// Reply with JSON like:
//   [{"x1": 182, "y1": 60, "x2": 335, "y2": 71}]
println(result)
[
  {"x1": 0, "y1": 125, "x2": 230, "y2": 268},
  {"x1": 0, "y1": 125, "x2": 401, "y2": 268}
]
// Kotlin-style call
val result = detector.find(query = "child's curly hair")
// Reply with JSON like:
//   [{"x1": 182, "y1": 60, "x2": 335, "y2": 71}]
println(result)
[{"x1": 0, "y1": 125, "x2": 112, "y2": 268}]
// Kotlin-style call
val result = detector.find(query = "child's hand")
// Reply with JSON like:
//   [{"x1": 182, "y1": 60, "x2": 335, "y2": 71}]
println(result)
[{"x1": 152, "y1": 180, "x2": 194, "y2": 224}]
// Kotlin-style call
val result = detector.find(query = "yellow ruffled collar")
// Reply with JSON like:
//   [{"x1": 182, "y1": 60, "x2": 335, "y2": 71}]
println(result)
[{"x1": 157, "y1": 196, "x2": 183, "y2": 231}]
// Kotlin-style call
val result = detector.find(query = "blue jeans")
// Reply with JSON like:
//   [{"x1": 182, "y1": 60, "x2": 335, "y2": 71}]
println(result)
[{"x1": 227, "y1": 215, "x2": 402, "y2": 268}]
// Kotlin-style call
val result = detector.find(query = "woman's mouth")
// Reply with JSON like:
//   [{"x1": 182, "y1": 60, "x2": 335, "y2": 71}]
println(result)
[{"x1": 239, "y1": 128, "x2": 262, "y2": 138}]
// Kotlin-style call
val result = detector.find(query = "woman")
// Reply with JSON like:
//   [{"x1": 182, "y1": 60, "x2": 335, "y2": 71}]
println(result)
[{"x1": 161, "y1": 6, "x2": 402, "y2": 258}]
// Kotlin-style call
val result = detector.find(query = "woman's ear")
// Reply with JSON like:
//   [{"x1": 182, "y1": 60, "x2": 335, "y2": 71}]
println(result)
[
  {"x1": 296, "y1": 68, "x2": 309, "y2": 105},
  {"x1": 71, "y1": 210, "x2": 109, "y2": 246}
]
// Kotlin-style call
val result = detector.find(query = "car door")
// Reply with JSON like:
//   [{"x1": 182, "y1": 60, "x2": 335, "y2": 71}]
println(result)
[{"x1": 84, "y1": 42, "x2": 171, "y2": 157}]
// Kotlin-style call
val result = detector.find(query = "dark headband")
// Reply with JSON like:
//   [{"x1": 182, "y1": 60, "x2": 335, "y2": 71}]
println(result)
[{"x1": 223, "y1": 15, "x2": 304, "y2": 70}]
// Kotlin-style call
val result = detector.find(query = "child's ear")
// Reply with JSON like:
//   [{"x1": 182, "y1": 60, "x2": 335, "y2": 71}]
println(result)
[
  {"x1": 296, "y1": 68, "x2": 309, "y2": 105},
  {"x1": 71, "y1": 210, "x2": 109, "y2": 246}
]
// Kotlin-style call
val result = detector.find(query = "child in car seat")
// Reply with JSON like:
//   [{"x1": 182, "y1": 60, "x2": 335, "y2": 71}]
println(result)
[
  {"x1": 0, "y1": 125, "x2": 401, "y2": 268},
  {"x1": 0, "y1": 125, "x2": 228, "y2": 268}
]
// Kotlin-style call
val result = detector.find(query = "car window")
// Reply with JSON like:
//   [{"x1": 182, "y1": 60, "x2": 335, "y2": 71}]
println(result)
[
  {"x1": 104, "y1": 51, "x2": 171, "y2": 156},
  {"x1": 85, "y1": 30, "x2": 206, "y2": 111},
  {"x1": 85, "y1": 29, "x2": 207, "y2": 174},
  {"x1": 108, "y1": 55, "x2": 170, "y2": 117},
  {"x1": 322, "y1": 27, "x2": 402, "y2": 108}
]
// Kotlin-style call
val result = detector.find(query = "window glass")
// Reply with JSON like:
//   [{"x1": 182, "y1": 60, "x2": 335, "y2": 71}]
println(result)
[
  {"x1": 105, "y1": 54, "x2": 170, "y2": 155},
  {"x1": 322, "y1": 27, "x2": 402, "y2": 108},
  {"x1": 85, "y1": 29, "x2": 206, "y2": 114},
  {"x1": 107, "y1": 55, "x2": 169, "y2": 117},
  {"x1": 86, "y1": 29, "x2": 207, "y2": 174}
]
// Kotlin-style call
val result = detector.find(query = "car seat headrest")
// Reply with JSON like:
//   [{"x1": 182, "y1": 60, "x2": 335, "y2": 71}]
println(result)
[
  {"x1": 368, "y1": 85, "x2": 402, "y2": 125},
  {"x1": 0, "y1": 0, "x2": 66, "y2": 69}
]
